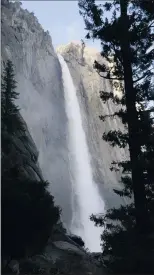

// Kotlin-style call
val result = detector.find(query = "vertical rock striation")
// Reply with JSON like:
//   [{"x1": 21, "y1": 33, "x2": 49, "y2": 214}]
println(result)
[
  {"x1": 2, "y1": 0, "x2": 128, "y2": 232},
  {"x1": 57, "y1": 42, "x2": 128, "y2": 209},
  {"x1": 1, "y1": 0, "x2": 72, "y2": 227}
]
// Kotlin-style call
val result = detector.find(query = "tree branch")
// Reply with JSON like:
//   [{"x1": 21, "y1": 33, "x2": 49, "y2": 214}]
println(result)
[
  {"x1": 148, "y1": 20, "x2": 154, "y2": 29},
  {"x1": 139, "y1": 108, "x2": 154, "y2": 115},
  {"x1": 97, "y1": 70, "x2": 124, "y2": 81},
  {"x1": 99, "y1": 114, "x2": 115, "y2": 121},
  {"x1": 133, "y1": 72, "x2": 148, "y2": 83}
]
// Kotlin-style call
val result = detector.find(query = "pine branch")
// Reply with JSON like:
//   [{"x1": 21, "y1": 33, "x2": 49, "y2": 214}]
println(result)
[
  {"x1": 99, "y1": 109, "x2": 127, "y2": 125},
  {"x1": 97, "y1": 70, "x2": 124, "y2": 81},
  {"x1": 103, "y1": 130, "x2": 128, "y2": 148},
  {"x1": 100, "y1": 90, "x2": 125, "y2": 105},
  {"x1": 111, "y1": 160, "x2": 131, "y2": 173},
  {"x1": 99, "y1": 114, "x2": 115, "y2": 121},
  {"x1": 94, "y1": 60, "x2": 124, "y2": 81},
  {"x1": 133, "y1": 71, "x2": 151, "y2": 83}
]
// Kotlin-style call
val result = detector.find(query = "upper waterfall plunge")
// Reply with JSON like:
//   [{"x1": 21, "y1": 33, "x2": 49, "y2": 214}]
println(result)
[{"x1": 58, "y1": 54, "x2": 105, "y2": 252}]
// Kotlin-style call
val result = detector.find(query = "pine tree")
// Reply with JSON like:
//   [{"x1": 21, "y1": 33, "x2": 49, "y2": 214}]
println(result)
[
  {"x1": 1, "y1": 60, "x2": 26, "y2": 179},
  {"x1": 91, "y1": 112, "x2": 154, "y2": 272},
  {"x1": 1, "y1": 179, "x2": 61, "y2": 262},
  {"x1": 1, "y1": 61, "x2": 61, "y2": 267},
  {"x1": 1, "y1": 60, "x2": 25, "y2": 137},
  {"x1": 78, "y1": 0, "x2": 154, "y2": 272},
  {"x1": 79, "y1": 0, "x2": 154, "y2": 233}
]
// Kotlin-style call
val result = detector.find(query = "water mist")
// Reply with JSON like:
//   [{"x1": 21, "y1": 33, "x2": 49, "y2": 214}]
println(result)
[{"x1": 58, "y1": 54, "x2": 105, "y2": 252}]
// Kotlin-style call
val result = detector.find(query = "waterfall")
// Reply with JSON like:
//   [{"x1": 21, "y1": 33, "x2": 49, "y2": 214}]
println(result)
[{"x1": 58, "y1": 54, "x2": 105, "y2": 252}]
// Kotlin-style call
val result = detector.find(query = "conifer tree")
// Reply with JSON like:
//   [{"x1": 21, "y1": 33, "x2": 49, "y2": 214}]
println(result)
[
  {"x1": 1, "y1": 60, "x2": 25, "y2": 136},
  {"x1": 1, "y1": 60, "x2": 26, "y2": 179},
  {"x1": 2, "y1": 179, "x2": 60, "y2": 262},
  {"x1": 91, "y1": 111, "x2": 154, "y2": 272},
  {"x1": 78, "y1": 0, "x2": 154, "y2": 272},
  {"x1": 79, "y1": 0, "x2": 154, "y2": 233},
  {"x1": 1, "y1": 61, "x2": 61, "y2": 267}
]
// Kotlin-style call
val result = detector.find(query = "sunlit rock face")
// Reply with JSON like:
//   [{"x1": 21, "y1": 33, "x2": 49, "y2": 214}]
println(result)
[{"x1": 57, "y1": 43, "x2": 128, "y2": 209}]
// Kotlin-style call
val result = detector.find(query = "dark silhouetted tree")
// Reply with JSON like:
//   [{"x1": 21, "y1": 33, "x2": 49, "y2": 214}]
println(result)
[
  {"x1": 1, "y1": 179, "x2": 60, "y2": 261},
  {"x1": 1, "y1": 61, "x2": 61, "y2": 268},
  {"x1": 79, "y1": 0, "x2": 154, "y2": 233},
  {"x1": 79, "y1": 0, "x2": 154, "y2": 273},
  {"x1": 1, "y1": 60, "x2": 25, "y2": 136}
]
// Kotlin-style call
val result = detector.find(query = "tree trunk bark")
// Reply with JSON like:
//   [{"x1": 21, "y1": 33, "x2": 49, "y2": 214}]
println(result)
[{"x1": 119, "y1": 0, "x2": 149, "y2": 233}]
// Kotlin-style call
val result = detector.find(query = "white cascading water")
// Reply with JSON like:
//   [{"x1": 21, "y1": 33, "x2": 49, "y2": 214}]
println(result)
[{"x1": 58, "y1": 54, "x2": 105, "y2": 252}]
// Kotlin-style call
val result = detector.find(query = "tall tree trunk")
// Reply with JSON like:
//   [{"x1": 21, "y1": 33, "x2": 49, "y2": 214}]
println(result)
[{"x1": 119, "y1": 0, "x2": 149, "y2": 233}]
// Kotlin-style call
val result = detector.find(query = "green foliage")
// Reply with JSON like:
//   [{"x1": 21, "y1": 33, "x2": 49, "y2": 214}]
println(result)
[
  {"x1": 1, "y1": 61, "x2": 61, "y2": 263},
  {"x1": 1, "y1": 60, "x2": 25, "y2": 135},
  {"x1": 79, "y1": 0, "x2": 154, "y2": 273},
  {"x1": 91, "y1": 202, "x2": 154, "y2": 273},
  {"x1": 103, "y1": 130, "x2": 128, "y2": 148}
]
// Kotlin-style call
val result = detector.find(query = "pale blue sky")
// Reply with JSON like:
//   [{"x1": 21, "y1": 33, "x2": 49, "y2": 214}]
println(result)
[{"x1": 21, "y1": 1, "x2": 101, "y2": 51}]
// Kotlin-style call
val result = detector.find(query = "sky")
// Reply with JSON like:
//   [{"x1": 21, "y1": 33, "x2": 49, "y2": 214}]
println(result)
[{"x1": 21, "y1": 1, "x2": 102, "y2": 51}]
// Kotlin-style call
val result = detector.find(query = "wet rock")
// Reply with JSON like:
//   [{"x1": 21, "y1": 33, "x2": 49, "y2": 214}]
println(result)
[{"x1": 57, "y1": 42, "x2": 129, "y2": 209}]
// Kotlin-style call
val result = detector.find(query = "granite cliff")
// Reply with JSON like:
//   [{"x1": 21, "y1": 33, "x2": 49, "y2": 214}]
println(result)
[
  {"x1": 1, "y1": 0, "x2": 129, "y2": 273},
  {"x1": 1, "y1": 0, "x2": 72, "y2": 227},
  {"x1": 1, "y1": 0, "x2": 128, "y2": 256},
  {"x1": 1, "y1": 0, "x2": 127, "y2": 228},
  {"x1": 57, "y1": 43, "x2": 127, "y2": 209}
]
